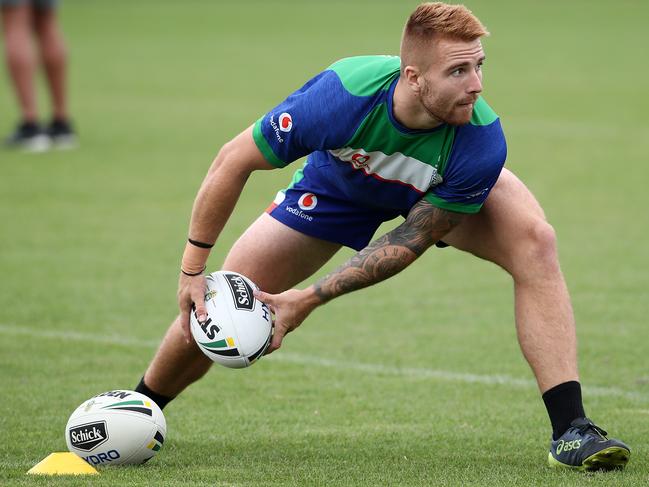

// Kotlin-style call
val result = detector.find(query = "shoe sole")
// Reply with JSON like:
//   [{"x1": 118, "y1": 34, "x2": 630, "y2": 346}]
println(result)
[
  {"x1": 50, "y1": 134, "x2": 78, "y2": 150},
  {"x1": 548, "y1": 446, "x2": 630, "y2": 471},
  {"x1": 7, "y1": 134, "x2": 51, "y2": 153},
  {"x1": 583, "y1": 446, "x2": 630, "y2": 471}
]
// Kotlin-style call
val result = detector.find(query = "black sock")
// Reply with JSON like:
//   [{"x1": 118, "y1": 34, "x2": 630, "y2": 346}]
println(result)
[
  {"x1": 135, "y1": 377, "x2": 173, "y2": 410},
  {"x1": 542, "y1": 381, "x2": 586, "y2": 440}
]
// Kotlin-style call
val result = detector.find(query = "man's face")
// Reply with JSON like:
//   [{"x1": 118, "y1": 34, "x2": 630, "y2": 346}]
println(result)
[{"x1": 417, "y1": 37, "x2": 485, "y2": 126}]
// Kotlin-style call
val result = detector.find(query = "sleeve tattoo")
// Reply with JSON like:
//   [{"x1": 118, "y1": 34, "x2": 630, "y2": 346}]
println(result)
[{"x1": 313, "y1": 200, "x2": 464, "y2": 303}]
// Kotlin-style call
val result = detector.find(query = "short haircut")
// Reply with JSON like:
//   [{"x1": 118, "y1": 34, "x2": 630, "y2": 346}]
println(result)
[{"x1": 401, "y1": 2, "x2": 489, "y2": 71}]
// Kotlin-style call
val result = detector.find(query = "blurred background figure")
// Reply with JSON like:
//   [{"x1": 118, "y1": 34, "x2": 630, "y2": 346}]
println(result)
[{"x1": 1, "y1": 0, "x2": 75, "y2": 151}]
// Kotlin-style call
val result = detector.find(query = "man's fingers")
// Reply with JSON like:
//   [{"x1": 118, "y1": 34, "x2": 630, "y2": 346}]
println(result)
[
  {"x1": 266, "y1": 327, "x2": 286, "y2": 355},
  {"x1": 177, "y1": 274, "x2": 208, "y2": 346},
  {"x1": 186, "y1": 298, "x2": 207, "y2": 345},
  {"x1": 254, "y1": 290, "x2": 273, "y2": 305},
  {"x1": 270, "y1": 332, "x2": 283, "y2": 350},
  {"x1": 192, "y1": 285, "x2": 207, "y2": 322},
  {"x1": 193, "y1": 301, "x2": 207, "y2": 324},
  {"x1": 254, "y1": 290, "x2": 277, "y2": 314},
  {"x1": 265, "y1": 323, "x2": 288, "y2": 355}
]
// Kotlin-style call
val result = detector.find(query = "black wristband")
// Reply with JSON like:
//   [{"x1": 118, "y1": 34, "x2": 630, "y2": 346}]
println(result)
[
  {"x1": 181, "y1": 266, "x2": 206, "y2": 277},
  {"x1": 188, "y1": 238, "x2": 214, "y2": 249}
]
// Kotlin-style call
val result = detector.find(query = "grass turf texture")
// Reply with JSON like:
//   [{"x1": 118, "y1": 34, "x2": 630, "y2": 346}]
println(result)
[{"x1": 1, "y1": 0, "x2": 648, "y2": 485}]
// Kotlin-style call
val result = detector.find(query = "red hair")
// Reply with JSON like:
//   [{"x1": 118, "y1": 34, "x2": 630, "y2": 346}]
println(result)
[{"x1": 401, "y1": 3, "x2": 489, "y2": 69}]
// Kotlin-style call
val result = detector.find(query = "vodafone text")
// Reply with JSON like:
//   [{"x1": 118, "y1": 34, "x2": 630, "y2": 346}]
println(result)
[{"x1": 285, "y1": 206, "x2": 313, "y2": 221}]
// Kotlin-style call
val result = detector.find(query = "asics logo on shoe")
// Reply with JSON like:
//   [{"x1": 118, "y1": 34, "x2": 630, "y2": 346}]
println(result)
[{"x1": 556, "y1": 439, "x2": 582, "y2": 454}]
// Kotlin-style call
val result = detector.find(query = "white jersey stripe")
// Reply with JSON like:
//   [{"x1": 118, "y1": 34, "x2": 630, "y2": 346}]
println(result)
[{"x1": 329, "y1": 147, "x2": 441, "y2": 193}]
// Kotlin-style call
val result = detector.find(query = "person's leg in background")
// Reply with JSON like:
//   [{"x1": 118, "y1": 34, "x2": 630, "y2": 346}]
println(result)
[
  {"x1": 1, "y1": 0, "x2": 50, "y2": 151},
  {"x1": 32, "y1": 0, "x2": 76, "y2": 148}
]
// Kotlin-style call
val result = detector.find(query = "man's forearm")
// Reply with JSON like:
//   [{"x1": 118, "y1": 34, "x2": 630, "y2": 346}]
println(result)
[
  {"x1": 185, "y1": 126, "x2": 273, "y2": 252},
  {"x1": 188, "y1": 163, "x2": 249, "y2": 243},
  {"x1": 312, "y1": 201, "x2": 463, "y2": 303},
  {"x1": 313, "y1": 232, "x2": 420, "y2": 303}
]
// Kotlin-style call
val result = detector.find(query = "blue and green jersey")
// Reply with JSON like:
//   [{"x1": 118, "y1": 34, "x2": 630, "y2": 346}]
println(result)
[{"x1": 253, "y1": 55, "x2": 506, "y2": 214}]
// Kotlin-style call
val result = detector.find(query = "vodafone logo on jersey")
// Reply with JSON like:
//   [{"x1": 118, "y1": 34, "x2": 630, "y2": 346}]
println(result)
[
  {"x1": 278, "y1": 113, "x2": 293, "y2": 132},
  {"x1": 298, "y1": 193, "x2": 318, "y2": 211},
  {"x1": 351, "y1": 152, "x2": 371, "y2": 168}
]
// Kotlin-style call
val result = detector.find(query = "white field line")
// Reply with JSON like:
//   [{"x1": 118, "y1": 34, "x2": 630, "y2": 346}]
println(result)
[{"x1": 1, "y1": 323, "x2": 646, "y2": 402}]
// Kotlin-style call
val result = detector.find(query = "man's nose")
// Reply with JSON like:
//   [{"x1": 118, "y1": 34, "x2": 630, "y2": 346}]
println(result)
[{"x1": 468, "y1": 69, "x2": 483, "y2": 94}]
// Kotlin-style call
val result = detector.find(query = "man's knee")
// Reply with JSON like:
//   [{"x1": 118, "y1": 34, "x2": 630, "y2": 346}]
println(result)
[{"x1": 507, "y1": 219, "x2": 560, "y2": 278}]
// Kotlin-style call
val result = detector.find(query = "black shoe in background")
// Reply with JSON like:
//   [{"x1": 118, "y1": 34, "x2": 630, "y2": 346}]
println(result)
[
  {"x1": 47, "y1": 119, "x2": 78, "y2": 149},
  {"x1": 4, "y1": 121, "x2": 51, "y2": 152}
]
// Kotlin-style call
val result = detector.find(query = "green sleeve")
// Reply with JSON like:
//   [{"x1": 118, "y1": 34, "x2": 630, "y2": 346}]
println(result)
[{"x1": 252, "y1": 117, "x2": 286, "y2": 168}]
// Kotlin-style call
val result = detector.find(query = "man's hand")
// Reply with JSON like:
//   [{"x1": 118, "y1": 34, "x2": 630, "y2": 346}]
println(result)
[
  {"x1": 254, "y1": 287, "x2": 323, "y2": 354},
  {"x1": 177, "y1": 273, "x2": 207, "y2": 344}
]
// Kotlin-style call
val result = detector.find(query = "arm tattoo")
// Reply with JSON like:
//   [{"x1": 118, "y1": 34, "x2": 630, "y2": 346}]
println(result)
[{"x1": 314, "y1": 200, "x2": 464, "y2": 303}]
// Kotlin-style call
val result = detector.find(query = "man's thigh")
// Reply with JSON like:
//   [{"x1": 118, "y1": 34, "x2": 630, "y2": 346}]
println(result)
[
  {"x1": 442, "y1": 168, "x2": 547, "y2": 268},
  {"x1": 222, "y1": 212, "x2": 342, "y2": 293}
]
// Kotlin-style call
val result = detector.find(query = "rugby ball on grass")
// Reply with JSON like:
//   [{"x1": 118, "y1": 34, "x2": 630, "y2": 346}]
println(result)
[
  {"x1": 65, "y1": 390, "x2": 166, "y2": 466},
  {"x1": 190, "y1": 271, "x2": 272, "y2": 368}
]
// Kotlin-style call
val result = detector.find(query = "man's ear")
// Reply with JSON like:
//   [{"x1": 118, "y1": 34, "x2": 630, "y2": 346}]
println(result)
[{"x1": 403, "y1": 65, "x2": 423, "y2": 95}]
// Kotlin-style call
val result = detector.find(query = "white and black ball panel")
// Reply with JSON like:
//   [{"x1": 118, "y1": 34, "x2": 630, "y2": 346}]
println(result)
[{"x1": 65, "y1": 390, "x2": 166, "y2": 466}]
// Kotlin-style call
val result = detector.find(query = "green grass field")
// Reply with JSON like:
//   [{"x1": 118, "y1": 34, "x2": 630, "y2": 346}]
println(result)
[{"x1": 1, "y1": 0, "x2": 648, "y2": 485}]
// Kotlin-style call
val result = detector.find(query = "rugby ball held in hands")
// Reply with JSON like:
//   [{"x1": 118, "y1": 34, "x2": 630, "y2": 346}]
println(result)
[{"x1": 190, "y1": 271, "x2": 272, "y2": 368}]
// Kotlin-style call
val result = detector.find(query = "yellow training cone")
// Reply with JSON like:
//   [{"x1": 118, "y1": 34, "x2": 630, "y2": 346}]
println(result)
[{"x1": 27, "y1": 452, "x2": 99, "y2": 475}]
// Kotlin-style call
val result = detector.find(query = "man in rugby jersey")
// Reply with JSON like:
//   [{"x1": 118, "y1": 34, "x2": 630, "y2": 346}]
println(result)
[{"x1": 135, "y1": 2, "x2": 629, "y2": 470}]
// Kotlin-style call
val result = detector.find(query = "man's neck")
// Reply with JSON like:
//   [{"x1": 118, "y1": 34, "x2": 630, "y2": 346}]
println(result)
[{"x1": 392, "y1": 77, "x2": 443, "y2": 130}]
